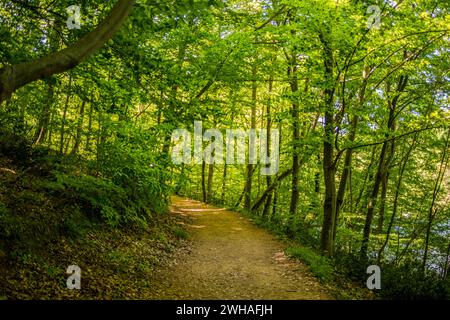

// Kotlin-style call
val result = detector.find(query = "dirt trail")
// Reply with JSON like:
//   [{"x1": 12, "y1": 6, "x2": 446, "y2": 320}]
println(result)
[{"x1": 149, "y1": 196, "x2": 333, "y2": 300}]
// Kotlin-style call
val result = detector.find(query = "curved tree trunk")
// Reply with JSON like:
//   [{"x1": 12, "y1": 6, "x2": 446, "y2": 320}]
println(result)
[
  {"x1": 422, "y1": 128, "x2": 450, "y2": 273},
  {"x1": 377, "y1": 134, "x2": 418, "y2": 263},
  {"x1": 360, "y1": 75, "x2": 408, "y2": 259},
  {"x1": 319, "y1": 29, "x2": 336, "y2": 257},
  {"x1": 0, "y1": 0, "x2": 135, "y2": 104},
  {"x1": 332, "y1": 67, "x2": 369, "y2": 245}
]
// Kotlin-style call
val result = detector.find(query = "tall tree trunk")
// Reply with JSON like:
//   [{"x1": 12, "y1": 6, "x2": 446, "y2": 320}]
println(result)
[
  {"x1": 334, "y1": 142, "x2": 354, "y2": 243},
  {"x1": 377, "y1": 134, "x2": 418, "y2": 263},
  {"x1": 377, "y1": 137, "x2": 396, "y2": 234},
  {"x1": 332, "y1": 68, "x2": 369, "y2": 244},
  {"x1": 252, "y1": 168, "x2": 292, "y2": 211},
  {"x1": 202, "y1": 160, "x2": 207, "y2": 203},
  {"x1": 288, "y1": 62, "x2": 300, "y2": 220},
  {"x1": 360, "y1": 115, "x2": 393, "y2": 259},
  {"x1": 161, "y1": 42, "x2": 187, "y2": 158},
  {"x1": 333, "y1": 117, "x2": 355, "y2": 242},
  {"x1": 319, "y1": 29, "x2": 336, "y2": 257},
  {"x1": 207, "y1": 163, "x2": 214, "y2": 203},
  {"x1": 59, "y1": 75, "x2": 72, "y2": 154},
  {"x1": 422, "y1": 128, "x2": 450, "y2": 273},
  {"x1": 377, "y1": 171, "x2": 388, "y2": 234},
  {"x1": 85, "y1": 102, "x2": 94, "y2": 152},
  {"x1": 315, "y1": 154, "x2": 321, "y2": 194},
  {"x1": 355, "y1": 145, "x2": 377, "y2": 210},
  {"x1": 271, "y1": 123, "x2": 281, "y2": 221},
  {"x1": 262, "y1": 77, "x2": 274, "y2": 218},
  {"x1": 321, "y1": 111, "x2": 337, "y2": 257},
  {"x1": 96, "y1": 112, "x2": 108, "y2": 168},
  {"x1": 244, "y1": 63, "x2": 257, "y2": 211},
  {"x1": 71, "y1": 100, "x2": 86, "y2": 155},
  {"x1": 48, "y1": 111, "x2": 54, "y2": 147},
  {"x1": 444, "y1": 243, "x2": 450, "y2": 280},
  {"x1": 360, "y1": 75, "x2": 408, "y2": 259},
  {"x1": 272, "y1": 185, "x2": 279, "y2": 219},
  {"x1": 221, "y1": 163, "x2": 227, "y2": 203},
  {"x1": 34, "y1": 82, "x2": 54, "y2": 145}
]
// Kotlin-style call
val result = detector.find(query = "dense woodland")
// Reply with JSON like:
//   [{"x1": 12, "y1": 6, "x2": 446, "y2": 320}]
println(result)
[{"x1": 0, "y1": 0, "x2": 449, "y2": 299}]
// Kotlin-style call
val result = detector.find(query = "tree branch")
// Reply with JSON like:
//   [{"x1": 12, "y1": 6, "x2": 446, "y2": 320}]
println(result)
[
  {"x1": 333, "y1": 125, "x2": 445, "y2": 167},
  {"x1": 0, "y1": 0, "x2": 135, "y2": 104},
  {"x1": 254, "y1": 5, "x2": 286, "y2": 31}
]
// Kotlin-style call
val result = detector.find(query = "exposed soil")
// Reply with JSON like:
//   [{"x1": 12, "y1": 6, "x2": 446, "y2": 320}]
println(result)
[{"x1": 148, "y1": 196, "x2": 333, "y2": 300}]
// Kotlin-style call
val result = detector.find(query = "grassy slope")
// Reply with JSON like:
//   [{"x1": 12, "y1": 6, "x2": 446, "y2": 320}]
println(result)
[{"x1": 0, "y1": 155, "x2": 188, "y2": 299}]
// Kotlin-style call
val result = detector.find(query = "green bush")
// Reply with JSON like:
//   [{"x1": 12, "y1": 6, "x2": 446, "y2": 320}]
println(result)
[
  {"x1": 334, "y1": 252, "x2": 369, "y2": 281},
  {"x1": 92, "y1": 123, "x2": 171, "y2": 222},
  {"x1": 0, "y1": 202, "x2": 6, "y2": 216},
  {"x1": 46, "y1": 156, "x2": 169, "y2": 228},
  {"x1": 0, "y1": 129, "x2": 31, "y2": 164},
  {"x1": 47, "y1": 172, "x2": 127, "y2": 227},
  {"x1": 286, "y1": 246, "x2": 335, "y2": 282},
  {"x1": 380, "y1": 261, "x2": 450, "y2": 299}
]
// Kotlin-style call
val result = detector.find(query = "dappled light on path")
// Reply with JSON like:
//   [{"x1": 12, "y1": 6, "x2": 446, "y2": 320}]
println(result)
[{"x1": 149, "y1": 196, "x2": 333, "y2": 300}]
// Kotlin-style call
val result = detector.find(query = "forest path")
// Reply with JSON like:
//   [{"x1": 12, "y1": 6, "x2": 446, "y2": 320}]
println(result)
[{"x1": 148, "y1": 196, "x2": 333, "y2": 299}]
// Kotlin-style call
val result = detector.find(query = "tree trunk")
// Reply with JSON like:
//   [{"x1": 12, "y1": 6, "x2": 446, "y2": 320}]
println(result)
[
  {"x1": 321, "y1": 111, "x2": 337, "y2": 257},
  {"x1": 360, "y1": 76, "x2": 407, "y2": 259},
  {"x1": 221, "y1": 163, "x2": 227, "y2": 203},
  {"x1": 314, "y1": 155, "x2": 321, "y2": 194},
  {"x1": 48, "y1": 111, "x2": 54, "y2": 147},
  {"x1": 444, "y1": 243, "x2": 450, "y2": 280},
  {"x1": 85, "y1": 102, "x2": 94, "y2": 152},
  {"x1": 360, "y1": 119, "x2": 392, "y2": 259},
  {"x1": 355, "y1": 145, "x2": 377, "y2": 210},
  {"x1": 332, "y1": 115, "x2": 356, "y2": 243},
  {"x1": 422, "y1": 128, "x2": 450, "y2": 273},
  {"x1": 332, "y1": 68, "x2": 368, "y2": 244},
  {"x1": 96, "y1": 113, "x2": 108, "y2": 167},
  {"x1": 272, "y1": 186, "x2": 279, "y2": 219},
  {"x1": 59, "y1": 76, "x2": 72, "y2": 154},
  {"x1": 71, "y1": 100, "x2": 86, "y2": 155},
  {"x1": 262, "y1": 77, "x2": 274, "y2": 218},
  {"x1": 34, "y1": 82, "x2": 54, "y2": 145},
  {"x1": 251, "y1": 168, "x2": 292, "y2": 211},
  {"x1": 288, "y1": 62, "x2": 300, "y2": 220},
  {"x1": 377, "y1": 137, "x2": 396, "y2": 234},
  {"x1": 244, "y1": 63, "x2": 257, "y2": 211},
  {"x1": 202, "y1": 161, "x2": 207, "y2": 203},
  {"x1": 377, "y1": 171, "x2": 388, "y2": 234},
  {"x1": 377, "y1": 134, "x2": 417, "y2": 263},
  {"x1": 207, "y1": 163, "x2": 214, "y2": 203},
  {"x1": 319, "y1": 29, "x2": 336, "y2": 257}
]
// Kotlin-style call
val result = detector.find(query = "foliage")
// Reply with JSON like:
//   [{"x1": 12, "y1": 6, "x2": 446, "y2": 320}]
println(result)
[
  {"x1": 380, "y1": 261, "x2": 450, "y2": 300},
  {"x1": 0, "y1": 0, "x2": 449, "y2": 299},
  {"x1": 286, "y1": 246, "x2": 335, "y2": 283}
]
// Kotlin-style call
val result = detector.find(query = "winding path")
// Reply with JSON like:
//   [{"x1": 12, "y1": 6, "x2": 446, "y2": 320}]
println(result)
[{"x1": 149, "y1": 196, "x2": 333, "y2": 300}]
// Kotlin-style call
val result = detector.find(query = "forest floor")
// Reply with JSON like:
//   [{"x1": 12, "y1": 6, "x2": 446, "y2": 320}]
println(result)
[
  {"x1": 1, "y1": 152, "x2": 334, "y2": 299},
  {"x1": 147, "y1": 196, "x2": 333, "y2": 299}
]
